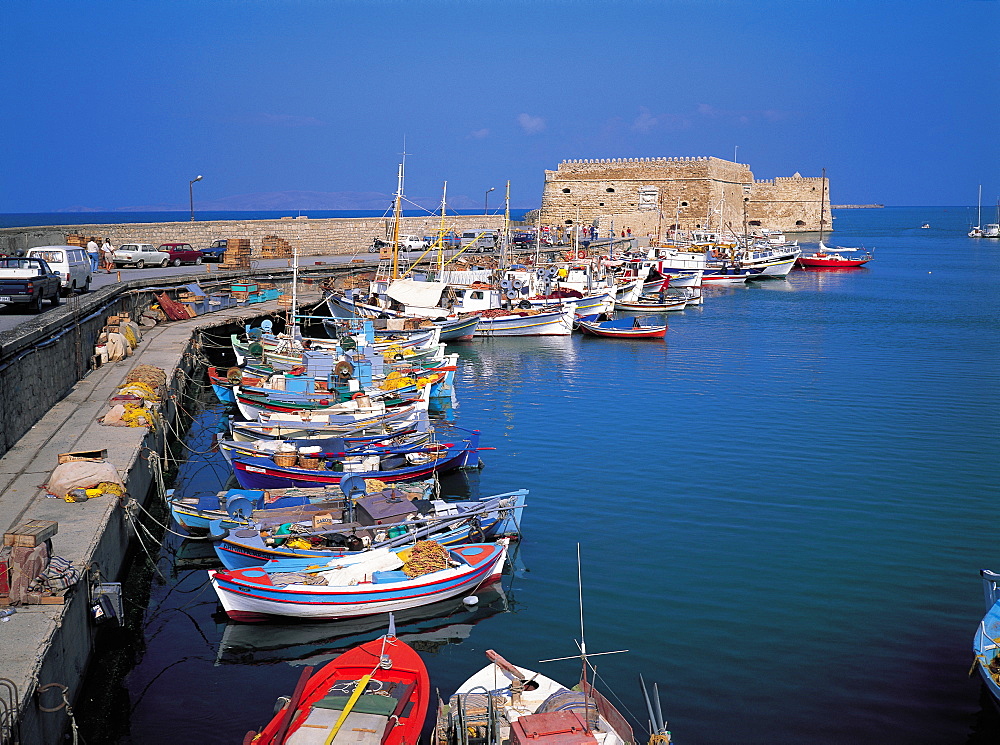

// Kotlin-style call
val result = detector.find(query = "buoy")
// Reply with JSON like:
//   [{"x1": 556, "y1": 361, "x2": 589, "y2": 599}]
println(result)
[{"x1": 463, "y1": 596, "x2": 479, "y2": 606}]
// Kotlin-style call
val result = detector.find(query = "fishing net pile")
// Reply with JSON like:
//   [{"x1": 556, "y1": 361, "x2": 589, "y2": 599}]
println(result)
[
  {"x1": 101, "y1": 365, "x2": 167, "y2": 428},
  {"x1": 401, "y1": 541, "x2": 450, "y2": 578}
]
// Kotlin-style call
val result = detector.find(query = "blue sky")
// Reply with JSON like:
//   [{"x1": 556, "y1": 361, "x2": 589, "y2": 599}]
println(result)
[{"x1": 3, "y1": 0, "x2": 997, "y2": 211}]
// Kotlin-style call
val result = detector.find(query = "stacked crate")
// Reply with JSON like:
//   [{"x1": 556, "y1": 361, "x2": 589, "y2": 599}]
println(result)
[
  {"x1": 260, "y1": 235, "x2": 293, "y2": 259},
  {"x1": 220, "y1": 238, "x2": 252, "y2": 269}
]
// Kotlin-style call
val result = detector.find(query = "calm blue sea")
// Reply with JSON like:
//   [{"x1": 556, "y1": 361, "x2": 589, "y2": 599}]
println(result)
[
  {"x1": 82, "y1": 207, "x2": 1000, "y2": 744},
  {"x1": 0, "y1": 209, "x2": 533, "y2": 229}
]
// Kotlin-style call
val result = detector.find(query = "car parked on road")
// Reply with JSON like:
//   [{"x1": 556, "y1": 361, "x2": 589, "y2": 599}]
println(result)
[
  {"x1": 158, "y1": 243, "x2": 204, "y2": 266},
  {"x1": 461, "y1": 230, "x2": 498, "y2": 253},
  {"x1": 26, "y1": 246, "x2": 92, "y2": 294},
  {"x1": 0, "y1": 256, "x2": 63, "y2": 312},
  {"x1": 201, "y1": 239, "x2": 228, "y2": 262},
  {"x1": 112, "y1": 243, "x2": 170, "y2": 268}
]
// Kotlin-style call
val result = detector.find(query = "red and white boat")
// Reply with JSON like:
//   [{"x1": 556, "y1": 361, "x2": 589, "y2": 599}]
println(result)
[
  {"x1": 244, "y1": 619, "x2": 429, "y2": 745},
  {"x1": 796, "y1": 244, "x2": 873, "y2": 268}
]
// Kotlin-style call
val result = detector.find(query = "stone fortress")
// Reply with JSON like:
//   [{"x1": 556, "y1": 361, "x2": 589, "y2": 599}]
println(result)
[{"x1": 538, "y1": 156, "x2": 831, "y2": 237}]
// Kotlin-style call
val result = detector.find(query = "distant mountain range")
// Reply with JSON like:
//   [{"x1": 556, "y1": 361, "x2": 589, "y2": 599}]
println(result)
[{"x1": 60, "y1": 190, "x2": 537, "y2": 213}]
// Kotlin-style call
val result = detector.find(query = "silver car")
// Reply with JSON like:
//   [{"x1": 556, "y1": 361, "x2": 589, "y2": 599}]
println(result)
[{"x1": 112, "y1": 243, "x2": 170, "y2": 268}]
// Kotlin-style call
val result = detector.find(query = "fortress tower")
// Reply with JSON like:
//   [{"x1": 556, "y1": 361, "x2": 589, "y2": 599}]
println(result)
[{"x1": 538, "y1": 157, "x2": 830, "y2": 237}]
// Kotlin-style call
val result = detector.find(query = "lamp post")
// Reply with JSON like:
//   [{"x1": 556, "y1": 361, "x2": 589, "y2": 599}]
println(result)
[
  {"x1": 189, "y1": 175, "x2": 203, "y2": 222},
  {"x1": 484, "y1": 187, "x2": 495, "y2": 216}
]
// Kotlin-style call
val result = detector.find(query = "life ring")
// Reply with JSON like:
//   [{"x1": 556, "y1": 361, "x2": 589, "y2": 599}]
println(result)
[
  {"x1": 351, "y1": 392, "x2": 366, "y2": 400},
  {"x1": 577, "y1": 250, "x2": 587, "y2": 259}
]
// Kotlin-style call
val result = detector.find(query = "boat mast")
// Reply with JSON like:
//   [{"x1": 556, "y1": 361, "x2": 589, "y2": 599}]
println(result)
[
  {"x1": 290, "y1": 240, "x2": 300, "y2": 340},
  {"x1": 978, "y1": 184, "x2": 983, "y2": 228},
  {"x1": 391, "y1": 155, "x2": 406, "y2": 281},
  {"x1": 819, "y1": 167, "x2": 827, "y2": 245},
  {"x1": 502, "y1": 180, "x2": 511, "y2": 269},
  {"x1": 438, "y1": 181, "x2": 448, "y2": 274}
]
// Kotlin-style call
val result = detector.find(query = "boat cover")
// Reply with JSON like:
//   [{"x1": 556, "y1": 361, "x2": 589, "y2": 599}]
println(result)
[{"x1": 386, "y1": 279, "x2": 448, "y2": 307}]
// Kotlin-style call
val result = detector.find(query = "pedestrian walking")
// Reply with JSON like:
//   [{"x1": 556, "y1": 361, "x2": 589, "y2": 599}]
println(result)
[
  {"x1": 626, "y1": 227, "x2": 632, "y2": 238},
  {"x1": 100, "y1": 239, "x2": 115, "y2": 273},
  {"x1": 86, "y1": 239, "x2": 100, "y2": 272}
]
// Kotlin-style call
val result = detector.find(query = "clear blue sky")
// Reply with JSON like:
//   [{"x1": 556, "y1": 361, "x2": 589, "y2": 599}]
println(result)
[{"x1": 3, "y1": 0, "x2": 997, "y2": 211}]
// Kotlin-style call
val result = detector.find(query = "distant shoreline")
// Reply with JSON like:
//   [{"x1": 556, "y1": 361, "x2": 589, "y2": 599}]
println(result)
[{"x1": 831, "y1": 204, "x2": 884, "y2": 209}]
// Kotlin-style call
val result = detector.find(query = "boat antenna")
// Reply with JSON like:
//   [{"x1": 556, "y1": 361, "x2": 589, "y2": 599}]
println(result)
[
  {"x1": 639, "y1": 675, "x2": 671, "y2": 744},
  {"x1": 537, "y1": 545, "x2": 629, "y2": 734},
  {"x1": 291, "y1": 239, "x2": 300, "y2": 341}
]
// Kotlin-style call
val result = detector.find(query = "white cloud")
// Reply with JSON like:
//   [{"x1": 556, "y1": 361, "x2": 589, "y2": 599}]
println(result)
[
  {"x1": 632, "y1": 107, "x2": 658, "y2": 133},
  {"x1": 517, "y1": 113, "x2": 546, "y2": 134},
  {"x1": 468, "y1": 128, "x2": 490, "y2": 139}
]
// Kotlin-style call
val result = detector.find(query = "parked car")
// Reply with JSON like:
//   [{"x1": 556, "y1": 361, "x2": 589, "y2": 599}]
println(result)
[
  {"x1": 112, "y1": 243, "x2": 170, "y2": 268},
  {"x1": 158, "y1": 243, "x2": 204, "y2": 266},
  {"x1": 461, "y1": 230, "x2": 498, "y2": 253},
  {"x1": 26, "y1": 246, "x2": 92, "y2": 294},
  {"x1": 368, "y1": 236, "x2": 431, "y2": 254},
  {"x1": 0, "y1": 256, "x2": 63, "y2": 312},
  {"x1": 201, "y1": 239, "x2": 228, "y2": 262}
]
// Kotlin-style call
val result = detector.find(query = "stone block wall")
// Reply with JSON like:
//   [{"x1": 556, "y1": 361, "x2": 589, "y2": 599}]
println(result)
[
  {"x1": 539, "y1": 156, "x2": 830, "y2": 235},
  {"x1": 0, "y1": 214, "x2": 505, "y2": 256}
]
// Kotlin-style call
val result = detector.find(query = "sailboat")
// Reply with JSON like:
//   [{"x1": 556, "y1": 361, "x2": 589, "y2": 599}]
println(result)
[
  {"x1": 969, "y1": 185, "x2": 985, "y2": 237},
  {"x1": 432, "y1": 546, "x2": 635, "y2": 745},
  {"x1": 796, "y1": 169, "x2": 874, "y2": 268},
  {"x1": 983, "y1": 198, "x2": 1000, "y2": 238}
]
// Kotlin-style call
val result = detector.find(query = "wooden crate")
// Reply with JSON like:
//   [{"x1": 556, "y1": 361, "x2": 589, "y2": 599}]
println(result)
[
  {"x1": 4, "y1": 520, "x2": 58, "y2": 548},
  {"x1": 57, "y1": 449, "x2": 107, "y2": 464}
]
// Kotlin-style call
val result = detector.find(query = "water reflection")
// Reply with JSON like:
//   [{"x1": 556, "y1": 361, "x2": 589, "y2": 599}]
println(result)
[{"x1": 214, "y1": 583, "x2": 511, "y2": 667}]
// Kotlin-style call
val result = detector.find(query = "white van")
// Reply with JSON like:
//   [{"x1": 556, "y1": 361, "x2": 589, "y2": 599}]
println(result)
[
  {"x1": 461, "y1": 230, "x2": 498, "y2": 253},
  {"x1": 26, "y1": 245, "x2": 92, "y2": 294}
]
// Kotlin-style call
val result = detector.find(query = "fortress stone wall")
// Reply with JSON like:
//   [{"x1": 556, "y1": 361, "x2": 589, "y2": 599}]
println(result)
[
  {"x1": 539, "y1": 156, "x2": 831, "y2": 236},
  {"x1": 0, "y1": 214, "x2": 505, "y2": 256}
]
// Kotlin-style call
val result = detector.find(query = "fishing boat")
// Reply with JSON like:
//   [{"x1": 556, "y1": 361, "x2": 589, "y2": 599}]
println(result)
[
  {"x1": 577, "y1": 316, "x2": 666, "y2": 340},
  {"x1": 969, "y1": 185, "x2": 984, "y2": 237},
  {"x1": 974, "y1": 569, "x2": 1000, "y2": 705},
  {"x1": 243, "y1": 617, "x2": 430, "y2": 744},
  {"x1": 213, "y1": 489, "x2": 527, "y2": 569},
  {"x1": 217, "y1": 428, "x2": 433, "y2": 466},
  {"x1": 230, "y1": 399, "x2": 430, "y2": 443},
  {"x1": 230, "y1": 431, "x2": 485, "y2": 490},
  {"x1": 433, "y1": 546, "x2": 633, "y2": 745},
  {"x1": 796, "y1": 167, "x2": 873, "y2": 269},
  {"x1": 211, "y1": 540, "x2": 508, "y2": 621},
  {"x1": 795, "y1": 246, "x2": 873, "y2": 268}
]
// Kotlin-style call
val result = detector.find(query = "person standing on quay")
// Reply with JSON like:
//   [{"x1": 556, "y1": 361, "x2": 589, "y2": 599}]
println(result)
[
  {"x1": 100, "y1": 239, "x2": 115, "y2": 273},
  {"x1": 86, "y1": 238, "x2": 100, "y2": 272}
]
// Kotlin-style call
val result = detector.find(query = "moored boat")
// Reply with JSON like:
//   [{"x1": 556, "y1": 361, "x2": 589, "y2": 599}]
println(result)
[
  {"x1": 795, "y1": 244, "x2": 873, "y2": 268},
  {"x1": 244, "y1": 618, "x2": 430, "y2": 744},
  {"x1": 974, "y1": 569, "x2": 1000, "y2": 705},
  {"x1": 577, "y1": 316, "x2": 666, "y2": 340},
  {"x1": 211, "y1": 540, "x2": 508, "y2": 621}
]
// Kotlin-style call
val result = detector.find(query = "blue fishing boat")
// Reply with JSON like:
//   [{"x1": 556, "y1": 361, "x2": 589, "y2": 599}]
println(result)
[
  {"x1": 213, "y1": 489, "x2": 527, "y2": 569},
  {"x1": 231, "y1": 430, "x2": 485, "y2": 490},
  {"x1": 974, "y1": 569, "x2": 1000, "y2": 704},
  {"x1": 209, "y1": 541, "x2": 508, "y2": 621}
]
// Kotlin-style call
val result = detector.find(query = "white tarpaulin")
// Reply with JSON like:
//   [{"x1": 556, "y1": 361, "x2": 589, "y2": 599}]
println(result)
[{"x1": 385, "y1": 279, "x2": 447, "y2": 308}]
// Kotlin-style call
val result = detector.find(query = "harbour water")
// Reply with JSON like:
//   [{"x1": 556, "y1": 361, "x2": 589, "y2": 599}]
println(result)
[{"x1": 78, "y1": 207, "x2": 1000, "y2": 744}]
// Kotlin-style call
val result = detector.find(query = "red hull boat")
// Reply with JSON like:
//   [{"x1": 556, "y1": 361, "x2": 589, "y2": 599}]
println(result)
[
  {"x1": 246, "y1": 624, "x2": 429, "y2": 745},
  {"x1": 796, "y1": 244, "x2": 873, "y2": 268}
]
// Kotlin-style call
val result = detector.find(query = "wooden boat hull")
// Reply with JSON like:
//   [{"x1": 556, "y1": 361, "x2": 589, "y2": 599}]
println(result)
[
  {"x1": 475, "y1": 306, "x2": 575, "y2": 337},
  {"x1": 214, "y1": 491, "x2": 527, "y2": 569},
  {"x1": 577, "y1": 319, "x2": 666, "y2": 339},
  {"x1": 231, "y1": 436, "x2": 481, "y2": 490},
  {"x1": 249, "y1": 632, "x2": 429, "y2": 745},
  {"x1": 210, "y1": 542, "x2": 507, "y2": 621},
  {"x1": 975, "y1": 570, "x2": 1000, "y2": 705},
  {"x1": 796, "y1": 255, "x2": 871, "y2": 268}
]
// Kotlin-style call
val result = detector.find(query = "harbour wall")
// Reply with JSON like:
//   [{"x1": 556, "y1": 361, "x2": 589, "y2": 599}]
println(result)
[
  {"x1": 0, "y1": 215, "x2": 505, "y2": 257},
  {"x1": 0, "y1": 265, "x2": 360, "y2": 743}
]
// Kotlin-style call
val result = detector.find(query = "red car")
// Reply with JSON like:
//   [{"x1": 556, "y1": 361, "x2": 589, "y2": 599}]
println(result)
[{"x1": 158, "y1": 243, "x2": 204, "y2": 266}]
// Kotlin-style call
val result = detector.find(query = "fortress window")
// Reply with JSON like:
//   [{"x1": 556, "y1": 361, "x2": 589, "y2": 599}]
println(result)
[
  {"x1": 749, "y1": 220, "x2": 762, "y2": 226},
  {"x1": 562, "y1": 188, "x2": 571, "y2": 193},
  {"x1": 795, "y1": 220, "x2": 806, "y2": 226},
  {"x1": 606, "y1": 188, "x2": 615, "y2": 193},
  {"x1": 565, "y1": 219, "x2": 574, "y2": 224},
  {"x1": 599, "y1": 202, "x2": 605, "y2": 206},
  {"x1": 681, "y1": 201, "x2": 689, "y2": 207}
]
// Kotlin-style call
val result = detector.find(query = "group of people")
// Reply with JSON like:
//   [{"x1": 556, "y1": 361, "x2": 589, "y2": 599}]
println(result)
[{"x1": 86, "y1": 239, "x2": 116, "y2": 273}]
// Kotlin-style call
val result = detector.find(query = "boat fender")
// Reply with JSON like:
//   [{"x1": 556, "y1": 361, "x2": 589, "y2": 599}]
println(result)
[
  {"x1": 344, "y1": 534, "x2": 364, "y2": 551},
  {"x1": 518, "y1": 300, "x2": 532, "y2": 309}
]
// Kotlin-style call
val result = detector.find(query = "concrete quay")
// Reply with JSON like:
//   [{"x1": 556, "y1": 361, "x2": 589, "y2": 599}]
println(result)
[{"x1": 0, "y1": 286, "x2": 326, "y2": 743}]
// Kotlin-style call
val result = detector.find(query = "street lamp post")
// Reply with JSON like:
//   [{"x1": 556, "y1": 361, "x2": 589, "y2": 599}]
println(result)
[
  {"x1": 484, "y1": 187, "x2": 495, "y2": 216},
  {"x1": 189, "y1": 175, "x2": 203, "y2": 221}
]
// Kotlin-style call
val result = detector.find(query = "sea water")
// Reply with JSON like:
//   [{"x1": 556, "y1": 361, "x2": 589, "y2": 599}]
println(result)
[{"x1": 80, "y1": 207, "x2": 1000, "y2": 744}]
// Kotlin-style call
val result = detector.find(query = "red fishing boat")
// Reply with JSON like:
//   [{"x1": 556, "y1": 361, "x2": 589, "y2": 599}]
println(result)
[
  {"x1": 577, "y1": 315, "x2": 666, "y2": 339},
  {"x1": 795, "y1": 244, "x2": 873, "y2": 268},
  {"x1": 245, "y1": 618, "x2": 429, "y2": 745}
]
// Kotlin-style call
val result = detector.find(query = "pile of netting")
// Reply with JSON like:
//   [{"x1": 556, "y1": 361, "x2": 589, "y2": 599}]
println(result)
[{"x1": 401, "y1": 541, "x2": 450, "y2": 578}]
